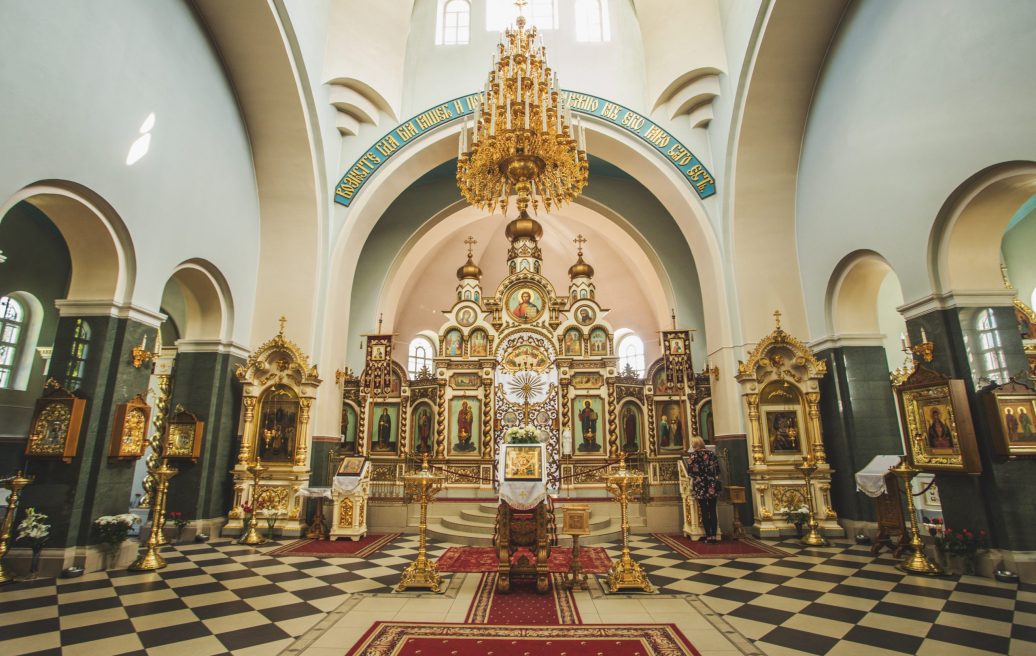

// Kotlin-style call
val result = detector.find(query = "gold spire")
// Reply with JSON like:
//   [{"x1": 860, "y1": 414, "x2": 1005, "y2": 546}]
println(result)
[
  {"x1": 568, "y1": 234, "x2": 594, "y2": 279},
  {"x1": 456, "y1": 236, "x2": 483, "y2": 280}
]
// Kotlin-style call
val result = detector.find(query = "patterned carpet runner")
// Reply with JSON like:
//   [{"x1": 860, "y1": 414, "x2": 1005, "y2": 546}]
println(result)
[
  {"x1": 653, "y1": 533, "x2": 791, "y2": 559},
  {"x1": 347, "y1": 622, "x2": 702, "y2": 655},
  {"x1": 436, "y1": 546, "x2": 612, "y2": 573},
  {"x1": 265, "y1": 533, "x2": 399, "y2": 558},
  {"x1": 465, "y1": 573, "x2": 580, "y2": 625}
]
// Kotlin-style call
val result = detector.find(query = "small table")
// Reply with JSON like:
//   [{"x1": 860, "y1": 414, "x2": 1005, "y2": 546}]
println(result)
[{"x1": 296, "y1": 487, "x2": 332, "y2": 539}]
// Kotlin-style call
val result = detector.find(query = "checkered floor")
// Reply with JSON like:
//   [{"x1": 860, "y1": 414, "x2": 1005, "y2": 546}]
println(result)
[{"x1": 0, "y1": 534, "x2": 1032, "y2": 655}]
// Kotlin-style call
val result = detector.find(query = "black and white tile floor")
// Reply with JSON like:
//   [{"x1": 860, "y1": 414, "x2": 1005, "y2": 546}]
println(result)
[{"x1": 0, "y1": 534, "x2": 1031, "y2": 655}]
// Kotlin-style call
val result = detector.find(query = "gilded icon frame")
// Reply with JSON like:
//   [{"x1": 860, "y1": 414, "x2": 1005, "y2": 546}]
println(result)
[
  {"x1": 982, "y1": 379, "x2": 1036, "y2": 458},
  {"x1": 164, "y1": 405, "x2": 205, "y2": 461},
  {"x1": 504, "y1": 444, "x2": 544, "y2": 481},
  {"x1": 336, "y1": 456, "x2": 367, "y2": 476},
  {"x1": 109, "y1": 394, "x2": 151, "y2": 459},
  {"x1": 897, "y1": 376, "x2": 980, "y2": 473},
  {"x1": 25, "y1": 381, "x2": 86, "y2": 463}
]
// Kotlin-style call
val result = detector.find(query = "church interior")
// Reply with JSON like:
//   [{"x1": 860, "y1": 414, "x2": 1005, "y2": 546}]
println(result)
[{"x1": 2, "y1": 1, "x2": 1036, "y2": 654}]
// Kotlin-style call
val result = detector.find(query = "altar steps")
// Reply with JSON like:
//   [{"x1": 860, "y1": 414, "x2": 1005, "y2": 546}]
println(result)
[{"x1": 423, "y1": 501, "x2": 646, "y2": 546}]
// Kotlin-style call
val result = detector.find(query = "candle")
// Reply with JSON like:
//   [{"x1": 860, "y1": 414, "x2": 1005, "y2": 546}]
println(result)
[
  {"x1": 140, "y1": 334, "x2": 147, "y2": 350},
  {"x1": 517, "y1": 70, "x2": 522, "y2": 102},
  {"x1": 900, "y1": 333, "x2": 907, "y2": 351},
  {"x1": 542, "y1": 102, "x2": 548, "y2": 131},
  {"x1": 506, "y1": 98, "x2": 511, "y2": 130},
  {"x1": 524, "y1": 98, "x2": 530, "y2": 129},
  {"x1": 490, "y1": 102, "x2": 496, "y2": 135},
  {"x1": 920, "y1": 327, "x2": 928, "y2": 343}
]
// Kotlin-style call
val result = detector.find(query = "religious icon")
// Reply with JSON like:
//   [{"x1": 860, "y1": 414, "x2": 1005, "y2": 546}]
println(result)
[
  {"x1": 444, "y1": 329, "x2": 463, "y2": 357},
  {"x1": 469, "y1": 329, "x2": 489, "y2": 357},
  {"x1": 502, "y1": 410, "x2": 519, "y2": 428},
  {"x1": 450, "y1": 397, "x2": 480, "y2": 456},
  {"x1": 371, "y1": 344, "x2": 386, "y2": 360},
  {"x1": 668, "y1": 337, "x2": 685, "y2": 354},
  {"x1": 340, "y1": 403, "x2": 358, "y2": 453},
  {"x1": 164, "y1": 405, "x2": 204, "y2": 460},
  {"x1": 654, "y1": 401, "x2": 685, "y2": 450},
  {"x1": 563, "y1": 328, "x2": 582, "y2": 356},
  {"x1": 571, "y1": 373, "x2": 603, "y2": 388},
  {"x1": 620, "y1": 402, "x2": 641, "y2": 453},
  {"x1": 589, "y1": 328, "x2": 608, "y2": 355},
  {"x1": 898, "y1": 375, "x2": 980, "y2": 472},
  {"x1": 369, "y1": 403, "x2": 399, "y2": 453},
  {"x1": 988, "y1": 386, "x2": 1036, "y2": 457},
  {"x1": 412, "y1": 404, "x2": 434, "y2": 455},
  {"x1": 574, "y1": 397, "x2": 603, "y2": 453},
  {"x1": 1016, "y1": 302, "x2": 1036, "y2": 340},
  {"x1": 505, "y1": 286, "x2": 545, "y2": 323},
  {"x1": 337, "y1": 456, "x2": 366, "y2": 476},
  {"x1": 576, "y1": 307, "x2": 595, "y2": 326},
  {"x1": 258, "y1": 385, "x2": 299, "y2": 461},
  {"x1": 108, "y1": 394, "x2": 151, "y2": 459},
  {"x1": 450, "y1": 372, "x2": 481, "y2": 389},
  {"x1": 458, "y1": 307, "x2": 476, "y2": 327},
  {"x1": 920, "y1": 403, "x2": 955, "y2": 452},
  {"x1": 26, "y1": 382, "x2": 86, "y2": 462},
  {"x1": 697, "y1": 400, "x2": 714, "y2": 444},
  {"x1": 504, "y1": 444, "x2": 543, "y2": 481},
  {"x1": 765, "y1": 410, "x2": 802, "y2": 454}
]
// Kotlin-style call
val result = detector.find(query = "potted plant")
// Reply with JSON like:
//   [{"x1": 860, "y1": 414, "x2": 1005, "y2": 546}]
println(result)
[
  {"x1": 505, "y1": 426, "x2": 541, "y2": 444},
  {"x1": 934, "y1": 525, "x2": 987, "y2": 575},
  {"x1": 168, "y1": 511, "x2": 189, "y2": 544},
  {"x1": 259, "y1": 508, "x2": 279, "y2": 540},
  {"x1": 93, "y1": 514, "x2": 140, "y2": 569},
  {"x1": 16, "y1": 508, "x2": 50, "y2": 579},
  {"x1": 779, "y1": 506, "x2": 811, "y2": 537},
  {"x1": 241, "y1": 503, "x2": 254, "y2": 535}
]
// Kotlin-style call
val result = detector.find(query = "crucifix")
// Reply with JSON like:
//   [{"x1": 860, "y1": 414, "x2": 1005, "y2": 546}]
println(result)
[
  {"x1": 670, "y1": 308, "x2": 676, "y2": 330},
  {"x1": 573, "y1": 234, "x2": 587, "y2": 256},
  {"x1": 278, "y1": 316, "x2": 287, "y2": 335},
  {"x1": 464, "y1": 235, "x2": 478, "y2": 258},
  {"x1": 377, "y1": 313, "x2": 383, "y2": 333},
  {"x1": 773, "y1": 309, "x2": 782, "y2": 330}
]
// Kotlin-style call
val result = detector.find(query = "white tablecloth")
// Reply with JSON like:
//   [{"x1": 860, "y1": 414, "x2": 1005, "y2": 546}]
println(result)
[
  {"x1": 854, "y1": 455, "x2": 904, "y2": 498},
  {"x1": 296, "y1": 486, "x2": 332, "y2": 499},
  {"x1": 497, "y1": 443, "x2": 548, "y2": 510},
  {"x1": 332, "y1": 461, "x2": 370, "y2": 494}
]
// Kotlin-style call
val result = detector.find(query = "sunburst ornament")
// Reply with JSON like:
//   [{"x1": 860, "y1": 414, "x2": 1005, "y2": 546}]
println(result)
[{"x1": 507, "y1": 370, "x2": 547, "y2": 405}]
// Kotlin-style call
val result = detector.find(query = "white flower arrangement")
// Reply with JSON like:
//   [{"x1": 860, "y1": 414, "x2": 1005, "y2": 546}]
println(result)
[
  {"x1": 17, "y1": 508, "x2": 50, "y2": 545},
  {"x1": 505, "y1": 426, "x2": 541, "y2": 444},
  {"x1": 94, "y1": 513, "x2": 141, "y2": 547},
  {"x1": 776, "y1": 505, "x2": 811, "y2": 525}
]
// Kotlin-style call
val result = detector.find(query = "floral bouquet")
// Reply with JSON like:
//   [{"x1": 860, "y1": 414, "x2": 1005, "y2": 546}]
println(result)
[
  {"x1": 17, "y1": 508, "x2": 50, "y2": 577},
  {"x1": 935, "y1": 525, "x2": 987, "y2": 574},
  {"x1": 241, "y1": 503, "x2": 254, "y2": 531},
  {"x1": 505, "y1": 426, "x2": 541, "y2": 444},
  {"x1": 168, "y1": 511, "x2": 189, "y2": 543},
  {"x1": 778, "y1": 505, "x2": 811, "y2": 528},
  {"x1": 94, "y1": 514, "x2": 140, "y2": 567},
  {"x1": 258, "y1": 507, "x2": 279, "y2": 539}
]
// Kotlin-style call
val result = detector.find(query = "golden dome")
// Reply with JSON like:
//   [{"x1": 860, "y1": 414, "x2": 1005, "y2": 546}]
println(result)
[
  {"x1": 568, "y1": 254, "x2": 594, "y2": 279},
  {"x1": 504, "y1": 212, "x2": 543, "y2": 241},
  {"x1": 457, "y1": 255, "x2": 482, "y2": 280}
]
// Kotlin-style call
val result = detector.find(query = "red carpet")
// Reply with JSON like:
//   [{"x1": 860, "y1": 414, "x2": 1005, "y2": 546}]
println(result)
[
  {"x1": 436, "y1": 546, "x2": 612, "y2": 573},
  {"x1": 465, "y1": 573, "x2": 579, "y2": 625},
  {"x1": 265, "y1": 533, "x2": 399, "y2": 558},
  {"x1": 347, "y1": 622, "x2": 701, "y2": 655},
  {"x1": 653, "y1": 534, "x2": 791, "y2": 559}
]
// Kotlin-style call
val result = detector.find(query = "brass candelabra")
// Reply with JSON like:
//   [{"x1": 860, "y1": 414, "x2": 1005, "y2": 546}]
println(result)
[
  {"x1": 796, "y1": 457, "x2": 828, "y2": 547},
  {"x1": 397, "y1": 454, "x2": 444, "y2": 592},
  {"x1": 605, "y1": 453, "x2": 653, "y2": 593},
  {"x1": 892, "y1": 458, "x2": 943, "y2": 575},
  {"x1": 129, "y1": 461, "x2": 177, "y2": 570},
  {"x1": 0, "y1": 471, "x2": 34, "y2": 584},
  {"x1": 240, "y1": 459, "x2": 268, "y2": 546}
]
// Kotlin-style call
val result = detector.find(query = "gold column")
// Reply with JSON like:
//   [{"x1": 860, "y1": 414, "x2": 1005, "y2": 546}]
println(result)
[
  {"x1": 0, "y1": 472, "x2": 34, "y2": 584},
  {"x1": 805, "y1": 392, "x2": 827, "y2": 464},
  {"x1": 481, "y1": 377, "x2": 494, "y2": 457},
  {"x1": 397, "y1": 394, "x2": 409, "y2": 458},
  {"x1": 892, "y1": 458, "x2": 943, "y2": 575},
  {"x1": 435, "y1": 381, "x2": 447, "y2": 459},
  {"x1": 397, "y1": 454, "x2": 445, "y2": 592},
  {"x1": 129, "y1": 461, "x2": 177, "y2": 570},
  {"x1": 295, "y1": 398, "x2": 311, "y2": 468},
  {"x1": 605, "y1": 453, "x2": 653, "y2": 593},
  {"x1": 237, "y1": 397, "x2": 257, "y2": 467},
  {"x1": 606, "y1": 378, "x2": 618, "y2": 455},
  {"x1": 797, "y1": 457, "x2": 828, "y2": 547},
  {"x1": 746, "y1": 393, "x2": 764, "y2": 466},
  {"x1": 139, "y1": 372, "x2": 172, "y2": 508}
]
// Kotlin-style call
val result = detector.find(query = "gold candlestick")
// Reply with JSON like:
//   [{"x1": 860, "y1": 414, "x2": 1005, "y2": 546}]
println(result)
[
  {"x1": 796, "y1": 457, "x2": 828, "y2": 547},
  {"x1": 892, "y1": 458, "x2": 943, "y2": 575},
  {"x1": 240, "y1": 459, "x2": 267, "y2": 546},
  {"x1": 605, "y1": 453, "x2": 653, "y2": 593},
  {"x1": 562, "y1": 533, "x2": 588, "y2": 591},
  {"x1": 397, "y1": 454, "x2": 444, "y2": 592},
  {"x1": 129, "y1": 461, "x2": 177, "y2": 570},
  {"x1": 0, "y1": 471, "x2": 34, "y2": 584}
]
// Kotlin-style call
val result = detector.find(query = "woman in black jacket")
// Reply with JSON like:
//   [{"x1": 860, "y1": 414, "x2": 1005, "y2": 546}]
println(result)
[{"x1": 686, "y1": 436, "x2": 721, "y2": 543}]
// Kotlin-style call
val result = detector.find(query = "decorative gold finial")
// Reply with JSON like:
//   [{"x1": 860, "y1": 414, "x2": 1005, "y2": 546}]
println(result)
[
  {"x1": 573, "y1": 234, "x2": 587, "y2": 256},
  {"x1": 464, "y1": 235, "x2": 478, "y2": 258},
  {"x1": 377, "y1": 313, "x2": 383, "y2": 333},
  {"x1": 671, "y1": 309, "x2": 677, "y2": 330},
  {"x1": 773, "y1": 309, "x2": 782, "y2": 331},
  {"x1": 278, "y1": 316, "x2": 287, "y2": 336},
  {"x1": 515, "y1": 0, "x2": 528, "y2": 14}
]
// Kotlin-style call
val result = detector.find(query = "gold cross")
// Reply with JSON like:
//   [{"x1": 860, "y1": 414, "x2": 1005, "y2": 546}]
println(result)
[
  {"x1": 377, "y1": 312, "x2": 383, "y2": 333},
  {"x1": 773, "y1": 309, "x2": 782, "y2": 330},
  {"x1": 278, "y1": 316, "x2": 287, "y2": 335},
  {"x1": 464, "y1": 235, "x2": 478, "y2": 257},
  {"x1": 670, "y1": 308, "x2": 677, "y2": 330},
  {"x1": 515, "y1": 0, "x2": 528, "y2": 14},
  {"x1": 573, "y1": 234, "x2": 587, "y2": 255}
]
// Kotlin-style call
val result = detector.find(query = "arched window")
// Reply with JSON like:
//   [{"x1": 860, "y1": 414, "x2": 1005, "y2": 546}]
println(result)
[
  {"x1": 64, "y1": 319, "x2": 91, "y2": 391},
  {"x1": 575, "y1": 0, "x2": 609, "y2": 42},
  {"x1": 487, "y1": 0, "x2": 557, "y2": 31},
  {"x1": 408, "y1": 336, "x2": 436, "y2": 378},
  {"x1": 437, "y1": 0, "x2": 470, "y2": 45},
  {"x1": 0, "y1": 296, "x2": 25, "y2": 389},
  {"x1": 977, "y1": 309, "x2": 1009, "y2": 384},
  {"x1": 617, "y1": 333, "x2": 645, "y2": 377}
]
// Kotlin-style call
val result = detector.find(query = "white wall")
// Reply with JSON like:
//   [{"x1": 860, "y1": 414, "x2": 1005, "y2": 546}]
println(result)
[
  {"x1": 0, "y1": 0, "x2": 260, "y2": 343},
  {"x1": 796, "y1": 0, "x2": 1036, "y2": 336}
]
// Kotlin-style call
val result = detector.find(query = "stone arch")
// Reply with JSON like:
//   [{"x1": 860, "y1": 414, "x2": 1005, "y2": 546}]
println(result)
[
  {"x1": 825, "y1": 250, "x2": 897, "y2": 336},
  {"x1": 164, "y1": 259, "x2": 236, "y2": 343},
  {"x1": 929, "y1": 161, "x2": 1036, "y2": 296},
  {"x1": 1, "y1": 291, "x2": 45, "y2": 390},
  {"x1": 0, "y1": 180, "x2": 135, "y2": 306}
]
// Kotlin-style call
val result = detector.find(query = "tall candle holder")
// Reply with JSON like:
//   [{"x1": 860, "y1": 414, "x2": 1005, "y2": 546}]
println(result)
[
  {"x1": 0, "y1": 471, "x2": 34, "y2": 584},
  {"x1": 892, "y1": 458, "x2": 943, "y2": 575},
  {"x1": 605, "y1": 452, "x2": 653, "y2": 593},
  {"x1": 240, "y1": 459, "x2": 268, "y2": 546},
  {"x1": 796, "y1": 457, "x2": 828, "y2": 547},
  {"x1": 397, "y1": 454, "x2": 444, "y2": 592},
  {"x1": 128, "y1": 461, "x2": 177, "y2": 570}
]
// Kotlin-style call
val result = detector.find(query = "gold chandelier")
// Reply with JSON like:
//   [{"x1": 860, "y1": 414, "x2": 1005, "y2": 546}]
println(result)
[{"x1": 456, "y1": 1, "x2": 588, "y2": 218}]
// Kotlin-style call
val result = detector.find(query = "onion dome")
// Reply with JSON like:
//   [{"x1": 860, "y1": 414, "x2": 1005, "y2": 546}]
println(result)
[
  {"x1": 457, "y1": 255, "x2": 482, "y2": 280},
  {"x1": 504, "y1": 213, "x2": 544, "y2": 241},
  {"x1": 568, "y1": 254, "x2": 594, "y2": 279}
]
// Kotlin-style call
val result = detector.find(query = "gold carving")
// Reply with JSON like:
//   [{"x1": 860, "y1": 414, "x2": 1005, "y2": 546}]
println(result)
[{"x1": 339, "y1": 498, "x2": 354, "y2": 528}]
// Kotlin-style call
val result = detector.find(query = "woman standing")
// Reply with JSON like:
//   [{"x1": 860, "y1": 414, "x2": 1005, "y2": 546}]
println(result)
[{"x1": 686, "y1": 437, "x2": 721, "y2": 543}]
